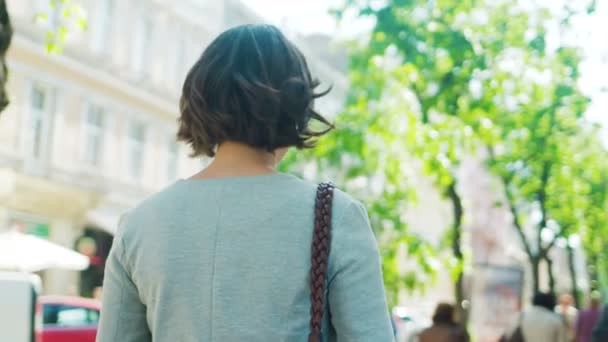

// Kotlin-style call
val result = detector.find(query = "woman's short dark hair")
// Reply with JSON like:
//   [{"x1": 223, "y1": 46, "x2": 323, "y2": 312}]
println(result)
[
  {"x1": 533, "y1": 292, "x2": 556, "y2": 311},
  {"x1": 178, "y1": 24, "x2": 332, "y2": 157},
  {"x1": 432, "y1": 303, "x2": 456, "y2": 325}
]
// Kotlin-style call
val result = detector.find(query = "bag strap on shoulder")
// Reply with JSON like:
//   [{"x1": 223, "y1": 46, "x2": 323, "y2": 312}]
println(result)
[{"x1": 308, "y1": 182, "x2": 335, "y2": 342}]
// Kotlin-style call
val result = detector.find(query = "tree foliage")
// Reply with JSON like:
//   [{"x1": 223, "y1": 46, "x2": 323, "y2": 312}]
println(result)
[
  {"x1": 280, "y1": 0, "x2": 607, "y2": 312},
  {"x1": 34, "y1": 0, "x2": 87, "y2": 54}
]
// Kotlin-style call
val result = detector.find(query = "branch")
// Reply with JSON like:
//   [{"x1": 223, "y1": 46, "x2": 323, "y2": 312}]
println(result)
[
  {"x1": 540, "y1": 236, "x2": 558, "y2": 258},
  {"x1": 536, "y1": 107, "x2": 557, "y2": 256},
  {"x1": 447, "y1": 180, "x2": 464, "y2": 259},
  {"x1": 502, "y1": 172, "x2": 535, "y2": 259},
  {"x1": 540, "y1": 222, "x2": 570, "y2": 258},
  {"x1": 487, "y1": 145, "x2": 534, "y2": 259},
  {"x1": 537, "y1": 160, "x2": 552, "y2": 254},
  {"x1": 411, "y1": 85, "x2": 429, "y2": 124}
]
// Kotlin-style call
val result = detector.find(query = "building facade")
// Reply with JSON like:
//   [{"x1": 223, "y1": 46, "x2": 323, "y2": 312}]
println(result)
[{"x1": 0, "y1": 0, "x2": 347, "y2": 295}]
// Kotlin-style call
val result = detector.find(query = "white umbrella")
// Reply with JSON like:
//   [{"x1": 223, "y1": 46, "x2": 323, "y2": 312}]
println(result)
[{"x1": 0, "y1": 230, "x2": 90, "y2": 272}]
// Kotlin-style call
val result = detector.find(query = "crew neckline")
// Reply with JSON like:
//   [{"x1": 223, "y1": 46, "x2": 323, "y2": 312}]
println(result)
[{"x1": 178, "y1": 172, "x2": 296, "y2": 183}]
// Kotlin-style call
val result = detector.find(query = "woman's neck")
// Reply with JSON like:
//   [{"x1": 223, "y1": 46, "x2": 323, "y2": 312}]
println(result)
[{"x1": 191, "y1": 141, "x2": 278, "y2": 179}]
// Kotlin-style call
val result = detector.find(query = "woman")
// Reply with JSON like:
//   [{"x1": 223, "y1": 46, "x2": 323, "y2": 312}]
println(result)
[
  {"x1": 97, "y1": 24, "x2": 394, "y2": 341},
  {"x1": 418, "y1": 303, "x2": 469, "y2": 342}
]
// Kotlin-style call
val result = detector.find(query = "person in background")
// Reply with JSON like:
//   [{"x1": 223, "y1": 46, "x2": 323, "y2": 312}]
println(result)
[
  {"x1": 506, "y1": 292, "x2": 568, "y2": 342},
  {"x1": 592, "y1": 302, "x2": 608, "y2": 342},
  {"x1": 557, "y1": 293, "x2": 579, "y2": 340},
  {"x1": 575, "y1": 292, "x2": 602, "y2": 342},
  {"x1": 93, "y1": 286, "x2": 103, "y2": 301},
  {"x1": 418, "y1": 303, "x2": 469, "y2": 342}
]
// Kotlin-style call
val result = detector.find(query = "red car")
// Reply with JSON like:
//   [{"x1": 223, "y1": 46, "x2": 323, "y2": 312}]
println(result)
[{"x1": 36, "y1": 296, "x2": 101, "y2": 342}]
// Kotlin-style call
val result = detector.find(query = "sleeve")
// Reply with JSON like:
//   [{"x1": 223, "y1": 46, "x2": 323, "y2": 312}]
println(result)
[
  {"x1": 96, "y1": 230, "x2": 151, "y2": 342},
  {"x1": 327, "y1": 201, "x2": 395, "y2": 342}
]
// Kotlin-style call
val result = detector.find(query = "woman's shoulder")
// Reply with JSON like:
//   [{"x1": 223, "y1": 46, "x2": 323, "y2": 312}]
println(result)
[
  {"x1": 116, "y1": 175, "x2": 367, "y2": 239},
  {"x1": 331, "y1": 187, "x2": 366, "y2": 218},
  {"x1": 282, "y1": 177, "x2": 366, "y2": 220}
]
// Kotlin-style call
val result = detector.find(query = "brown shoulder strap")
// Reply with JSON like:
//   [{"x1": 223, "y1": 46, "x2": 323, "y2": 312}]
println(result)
[{"x1": 308, "y1": 182, "x2": 335, "y2": 342}]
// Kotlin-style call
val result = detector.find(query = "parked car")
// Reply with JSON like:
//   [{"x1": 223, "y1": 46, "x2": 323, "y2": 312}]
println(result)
[{"x1": 36, "y1": 296, "x2": 101, "y2": 342}]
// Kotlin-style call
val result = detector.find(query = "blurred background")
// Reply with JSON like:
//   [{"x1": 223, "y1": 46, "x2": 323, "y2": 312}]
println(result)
[{"x1": 0, "y1": 0, "x2": 607, "y2": 341}]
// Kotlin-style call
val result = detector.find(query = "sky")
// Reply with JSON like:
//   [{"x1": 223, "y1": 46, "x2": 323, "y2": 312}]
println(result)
[
  {"x1": 241, "y1": 0, "x2": 342, "y2": 34},
  {"x1": 243, "y1": 0, "x2": 608, "y2": 137}
]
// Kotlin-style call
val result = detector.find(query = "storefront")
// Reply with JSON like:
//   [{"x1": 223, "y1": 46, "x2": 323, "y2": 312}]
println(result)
[{"x1": 75, "y1": 227, "x2": 113, "y2": 298}]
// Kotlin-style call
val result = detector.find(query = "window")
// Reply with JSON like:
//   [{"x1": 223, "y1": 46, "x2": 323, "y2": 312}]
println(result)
[
  {"x1": 132, "y1": 19, "x2": 152, "y2": 74},
  {"x1": 126, "y1": 121, "x2": 146, "y2": 179},
  {"x1": 43, "y1": 304, "x2": 99, "y2": 327},
  {"x1": 30, "y1": 87, "x2": 45, "y2": 159},
  {"x1": 167, "y1": 140, "x2": 179, "y2": 181},
  {"x1": 93, "y1": 0, "x2": 113, "y2": 52},
  {"x1": 26, "y1": 85, "x2": 53, "y2": 162},
  {"x1": 82, "y1": 105, "x2": 105, "y2": 166}
]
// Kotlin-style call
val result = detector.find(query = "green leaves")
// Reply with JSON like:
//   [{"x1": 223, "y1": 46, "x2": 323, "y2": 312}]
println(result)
[
  {"x1": 34, "y1": 0, "x2": 88, "y2": 55},
  {"x1": 284, "y1": 0, "x2": 608, "y2": 303}
]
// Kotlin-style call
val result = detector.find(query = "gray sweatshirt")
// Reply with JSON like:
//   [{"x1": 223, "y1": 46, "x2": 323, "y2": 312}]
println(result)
[{"x1": 97, "y1": 173, "x2": 394, "y2": 342}]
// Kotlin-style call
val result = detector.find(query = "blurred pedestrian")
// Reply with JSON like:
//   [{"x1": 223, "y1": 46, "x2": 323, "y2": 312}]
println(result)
[
  {"x1": 592, "y1": 302, "x2": 608, "y2": 342},
  {"x1": 575, "y1": 292, "x2": 602, "y2": 342},
  {"x1": 96, "y1": 24, "x2": 394, "y2": 342},
  {"x1": 557, "y1": 293, "x2": 578, "y2": 340},
  {"x1": 504, "y1": 292, "x2": 568, "y2": 342},
  {"x1": 418, "y1": 303, "x2": 469, "y2": 342},
  {"x1": 93, "y1": 286, "x2": 103, "y2": 301}
]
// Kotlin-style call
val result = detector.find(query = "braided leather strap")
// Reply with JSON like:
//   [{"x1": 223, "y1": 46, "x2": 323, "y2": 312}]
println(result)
[{"x1": 308, "y1": 182, "x2": 335, "y2": 342}]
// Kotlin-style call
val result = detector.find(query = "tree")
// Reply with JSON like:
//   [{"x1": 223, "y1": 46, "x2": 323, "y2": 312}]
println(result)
[
  {"x1": 475, "y1": 1, "x2": 608, "y2": 303},
  {"x1": 330, "y1": 0, "x2": 505, "y2": 324},
  {"x1": 331, "y1": 0, "x2": 561, "y2": 324},
  {"x1": 487, "y1": 93, "x2": 589, "y2": 295},
  {"x1": 477, "y1": 3, "x2": 595, "y2": 295},
  {"x1": 317, "y1": 0, "x2": 600, "y2": 319},
  {"x1": 570, "y1": 125, "x2": 608, "y2": 299}
]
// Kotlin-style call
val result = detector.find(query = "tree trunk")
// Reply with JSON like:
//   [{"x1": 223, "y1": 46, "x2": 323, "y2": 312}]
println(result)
[
  {"x1": 447, "y1": 181, "x2": 468, "y2": 327},
  {"x1": 567, "y1": 246, "x2": 580, "y2": 307},
  {"x1": 588, "y1": 252, "x2": 599, "y2": 292},
  {"x1": 546, "y1": 256, "x2": 556, "y2": 295},
  {"x1": 0, "y1": 0, "x2": 13, "y2": 113},
  {"x1": 531, "y1": 256, "x2": 541, "y2": 294}
]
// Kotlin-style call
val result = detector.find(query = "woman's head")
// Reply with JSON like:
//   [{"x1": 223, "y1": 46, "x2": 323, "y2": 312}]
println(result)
[
  {"x1": 533, "y1": 292, "x2": 556, "y2": 311},
  {"x1": 178, "y1": 24, "x2": 332, "y2": 157},
  {"x1": 590, "y1": 291, "x2": 602, "y2": 309},
  {"x1": 432, "y1": 303, "x2": 456, "y2": 325}
]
